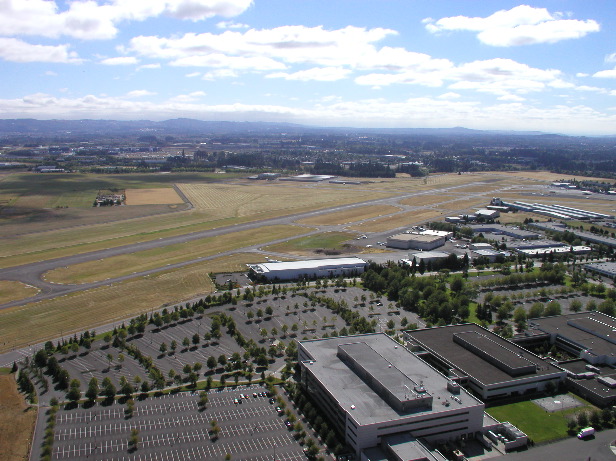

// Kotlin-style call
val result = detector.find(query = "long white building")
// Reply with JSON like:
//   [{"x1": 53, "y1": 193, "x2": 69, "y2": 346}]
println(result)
[{"x1": 247, "y1": 257, "x2": 366, "y2": 281}]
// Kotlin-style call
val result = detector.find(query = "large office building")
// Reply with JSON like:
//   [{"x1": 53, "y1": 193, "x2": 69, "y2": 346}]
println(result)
[
  {"x1": 247, "y1": 257, "x2": 366, "y2": 281},
  {"x1": 298, "y1": 334, "x2": 485, "y2": 456},
  {"x1": 405, "y1": 324, "x2": 566, "y2": 401}
]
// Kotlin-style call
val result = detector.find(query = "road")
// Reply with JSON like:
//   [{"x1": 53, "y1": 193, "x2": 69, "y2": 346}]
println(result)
[
  {"x1": 0, "y1": 179, "x2": 515, "y2": 310},
  {"x1": 503, "y1": 430, "x2": 616, "y2": 461}
]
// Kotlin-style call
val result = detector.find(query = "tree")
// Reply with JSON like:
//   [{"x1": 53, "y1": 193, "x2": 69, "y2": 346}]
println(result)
[
  {"x1": 207, "y1": 356, "x2": 217, "y2": 372},
  {"x1": 528, "y1": 302, "x2": 545, "y2": 319},
  {"x1": 159, "y1": 342, "x2": 168, "y2": 355},
  {"x1": 570, "y1": 299, "x2": 583, "y2": 313},
  {"x1": 129, "y1": 428, "x2": 139, "y2": 450},
  {"x1": 260, "y1": 328, "x2": 268, "y2": 341},
  {"x1": 117, "y1": 353, "x2": 125, "y2": 368},
  {"x1": 67, "y1": 379, "x2": 81, "y2": 403},
  {"x1": 182, "y1": 337, "x2": 190, "y2": 349},
  {"x1": 85, "y1": 377, "x2": 99, "y2": 402},
  {"x1": 544, "y1": 301, "x2": 562, "y2": 316},
  {"x1": 192, "y1": 333, "x2": 201, "y2": 346},
  {"x1": 199, "y1": 391, "x2": 209, "y2": 408},
  {"x1": 170, "y1": 340, "x2": 178, "y2": 353},
  {"x1": 265, "y1": 306, "x2": 273, "y2": 317},
  {"x1": 218, "y1": 355, "x2": 227, "y2": 367}
]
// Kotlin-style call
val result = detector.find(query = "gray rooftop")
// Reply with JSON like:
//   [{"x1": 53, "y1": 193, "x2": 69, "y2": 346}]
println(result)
[
  {"x1": 299, "y1": 334, "x2": 482, "y2": 426},
  {"x1": 406, "y1": 324, "x2": 563, "y2": 386},
  {"x1": 530, "y1": 312, "x2": 616, "y2": 358}
]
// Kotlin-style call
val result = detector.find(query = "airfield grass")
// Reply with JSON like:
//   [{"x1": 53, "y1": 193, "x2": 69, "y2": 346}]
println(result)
[
  {"x1": 263, "y1": 231, "x2": 357, "y2": 255},
  {"x1": 433, "y1": 197, "x2": 489, "y2": 212},
  {"x1": 125, "y1": 187, "x2": 183, "y2": 205},
  {"x1": 44, "y1": 225, "x2": 310, "y2": 284},
  {"x1": 499, "y1": 171, "x2": 615, "y2": 183},
  {"x1": 399, "y1": 194, "x2": 457, "y2": 207},
  {"x1": 350, "y1": 210, "x2": 443, "y2": 232},
  {"x1": 0, "y1": 181, "x2": 394, "y2": 268},
  {"x1": 0, "y1": 371, "x2": 37, "y2": 461},
  {"x1": 296, "y1": 204, "x2": 401, "y2": 225},
  {"x1": 0, "y1": 253, "x2": 263, "y2": 353},
  {"x1": 0, "y1": 281, "x2": 39, "y2": 305}
]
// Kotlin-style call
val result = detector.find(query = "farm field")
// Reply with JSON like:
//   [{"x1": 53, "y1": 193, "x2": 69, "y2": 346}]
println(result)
[
  {"x1": 350, "y1": 210, "x2": 443, "y2": 232},
  {"x1": 0, "y1": 281, "x2": 39, "y2": 305},
  {"x1": 262, "y1": 231, "x2": 359, "y2": 256},
  {"x1": 44, "y1": 225, "x2": 310, "y2": 284},
  {"x1": 125, "y1": 187, "x2": 183, "y2": 205},
  {"x1": 0, "y1": 253, "x2": 262, "y2": 353},
  {"x1": 296, "y1": 204, "x2": 401, "y2": 225},
  {"x1": 0, "y1": 371, "x2": 36, "y2": 461}
]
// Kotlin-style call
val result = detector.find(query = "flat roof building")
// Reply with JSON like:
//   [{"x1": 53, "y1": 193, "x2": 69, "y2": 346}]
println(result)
[
  {"x1": 467, "y1": 224, "x2": 539, "y2": 240},
  {"x1": 298, "y1": 334, "x2": 485, "y2": 456},
  {"x1": 405, "y1": 324, "x2": 566, "y2": 401},
  {"x1": 403, "y1": 251, "x2": 451, "y2": 265},
  {"x1": 585, "y1": 262, "x2": 616, "y2": 279},
  {"x1": 247, "y1": 257, "x2": 365, "y2": 281},
  {"x1": 387, "y1": 234, "x2": 445, "y2": 251}
]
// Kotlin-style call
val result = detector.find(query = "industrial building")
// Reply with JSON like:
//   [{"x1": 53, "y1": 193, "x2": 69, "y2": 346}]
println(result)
[
  {"x1": 475, "y1": 209, "x2": 500, "y2": 220},
  {"x1": 403, "y1": 251, "x2": 451, "y2": 265},
  {"x1": 467, "y1": 224, "x2": 539, "y2": 240},
  {"x1": 516, "y1": 312, "x2": 616, "y2": 406},
  {"x1": 247, "y1": 257, "x2": 366, "y2": 281},
  {"x1": 502, "y1": 201, "x2": 612, "y2": 220},
  {"x1": 471, "y1": 249, "x2": 504, "y2": 263},
  {"x1": 387, "y1": 233, "x2": 445, "y2": 250},
  {"x1": 531, "y1": 222, "x2": 616, "y2": 249},
  {"x1": 405, "y1": 324, "x2": 566, "y2": 401},
  {"x1": 298, "y1": 334, "x2": 486, "y2": 456},
  {"x1": 585, "y1": 262, "x2": 616, "y2": 279}
]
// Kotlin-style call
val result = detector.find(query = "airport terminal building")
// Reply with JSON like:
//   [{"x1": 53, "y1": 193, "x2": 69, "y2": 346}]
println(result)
[{"x1": 298, "y1": 334, "x2": 485, "y2": 456}]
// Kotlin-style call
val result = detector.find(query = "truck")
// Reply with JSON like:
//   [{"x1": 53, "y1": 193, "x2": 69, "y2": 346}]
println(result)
[{"x1": 577, "y1": 427, "x2": 595, "y2": 439}]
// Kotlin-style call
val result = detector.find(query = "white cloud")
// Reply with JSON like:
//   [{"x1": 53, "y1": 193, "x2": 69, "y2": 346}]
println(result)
[
  {"x1": 216, "y1": 20, "x2": 249, "y2": 29},
  {"x1": 0, "y1": 0, "x2": 253, "y2": 40},
  {"x1": 497, "y1": 94, "x2": 526, "y2": 102},
  {"x1": 168, "y1": 91, "x2": 206, "y2": 102},
  {"x1": 267, "y1": 67, "x2": 351, "y2": 82},
  {"x1": 593, "y1": 67, "x2": 616, "y2": 79},
  {"x1": 100, "y1": 56, "x2": 139, "y2": 65},
  {"x1": 437, "y1": 92, "x2": 461, "y2": 100},
  {"x1": 138, "y1": 63, "x2": 160, "y2": 70},
  {"x1": 202, "y1": 69, "x2": 238, "y2": 79},
  {"x1": 125, "y1": 90, "x2": 156, "y2": 98},
  {"x1": 127, "y1": 25, "x2": 397, "y2": 70},
  {"x1": 45, "y1": 71, "x2": 58, "y2": 76},
  {"x1": 426, "y1": 5, "x2": 599, "y2": 46},
  {"x1": 186, "y1": 71, "x2": 201, "y2": 77},
  {"x1": 0, "y1": 37, "x2": 80, "y2": 63},
  {"x1": 605, "y1": 53, "x2": 616, "y2": 63},
  {"x1": 2, "y1": 92, "x2": 615, "y2": 135},
  {"x1": 576, "y1": 72, "x2": 589, "y2": 77}
]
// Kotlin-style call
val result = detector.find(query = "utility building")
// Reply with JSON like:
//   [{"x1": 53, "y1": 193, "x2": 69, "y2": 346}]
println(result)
[
  {"x1": 247, "y1": 257, "x2": 365, "y2": 281},
  {"x1": 387, "y1": 234, "x2": 445, "y2": 250}
]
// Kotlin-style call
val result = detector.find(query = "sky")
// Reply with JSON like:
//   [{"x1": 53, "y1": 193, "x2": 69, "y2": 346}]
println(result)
[{"x1": 0, "y1": 0, "x2": 615, "y2": 135}]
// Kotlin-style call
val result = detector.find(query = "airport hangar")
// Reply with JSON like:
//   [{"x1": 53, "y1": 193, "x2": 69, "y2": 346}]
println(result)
[
  {"x1": 247, "y1": 257, "x2": 366, "y2": 281},
  {"x1": 404, "y1": 324, "x2": 566, "y2": 401},
  {"x1": 298, "y1": 333, "x2": 486, "y2": 458}
]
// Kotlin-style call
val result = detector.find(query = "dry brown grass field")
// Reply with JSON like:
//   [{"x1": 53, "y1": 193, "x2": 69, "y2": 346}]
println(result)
[
  {"x1": 296, "y1": 204, "x2": 401, "y2": 225},
  {"x1": 0, "y1": 281, "x2": 39, "y2": 305},
  {"x1": 125, "y1": 188, "x2": 184, "y2": 205},
  {"x1": 262, "y1": 231, "x2": 358, "y2": 256},
  {"x1": 0, "y1": 253, "x2": 262, "y2": 353},
  {"x1": 350, "y1": 210, "x2": 443, "y2": 232},
  {"x1": 399, "y1": 194, "x2": 457, "y2": 207},
  {"x1": 498, "y1": 171, "x2": 614, "y2": 182},
  {"x1": 0, "y1": 372, "x2": 36, "y2": 461},
  {"x1": 44, "y1": 224, "x2": 310, "y2": 284},
  {"x1": 0, "y1": 183, "x2": 394, "y2": 268},
  {"x1": 433, "y1": 197, "x2": 489, "y2": 212}
]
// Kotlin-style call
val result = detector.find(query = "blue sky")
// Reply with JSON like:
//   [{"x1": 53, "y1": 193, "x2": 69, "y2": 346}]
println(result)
[{"x1": 1, "y1": 0, "x2": 615, "y2": 134}]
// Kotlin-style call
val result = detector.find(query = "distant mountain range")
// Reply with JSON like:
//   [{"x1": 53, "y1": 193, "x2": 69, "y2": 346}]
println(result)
[{"x1": 0, "y1": 118, "x2": 593, "y2": 139}]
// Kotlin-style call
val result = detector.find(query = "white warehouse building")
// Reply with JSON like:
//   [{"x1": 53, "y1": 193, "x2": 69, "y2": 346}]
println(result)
[{"x1": 248, "y1": 257, "x2": 366, "y2": 281}]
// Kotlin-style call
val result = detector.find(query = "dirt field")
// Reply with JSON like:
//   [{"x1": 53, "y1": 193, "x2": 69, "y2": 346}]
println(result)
[
  {"x1": 350, "y1": 210, "x2": 443, "y2": 232},
  {"x1": 0, "y1": 372, "x2": 36, "y2": 461},
  {"x1": 125, "y1": 188, "x2": 184, "y2": 205},
  {"x1": 263, "y1": 231, "x2": 358, "y2": 256},
  {"x1": 296, "y1": 205, "x2": 401, "y2": 225},
  {"x1": 43, "y1": 225, "x2": 310, "y2": 284},
  {"x1": 0, "y1": 253, "x2": 265, "y2": 353},
  {"x1": 0, "y1": 281, "x2": 39, "y2": 305}
]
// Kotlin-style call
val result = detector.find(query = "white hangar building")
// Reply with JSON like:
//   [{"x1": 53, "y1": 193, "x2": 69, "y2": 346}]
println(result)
[{"x1": 248, "y1": 257, "x2": 366, "y2": 281}]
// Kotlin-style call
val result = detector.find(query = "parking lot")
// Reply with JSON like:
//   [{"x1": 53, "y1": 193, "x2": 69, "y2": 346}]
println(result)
[{"x1": 50, "y1": 385, "x2": 307, "y2": 461}]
